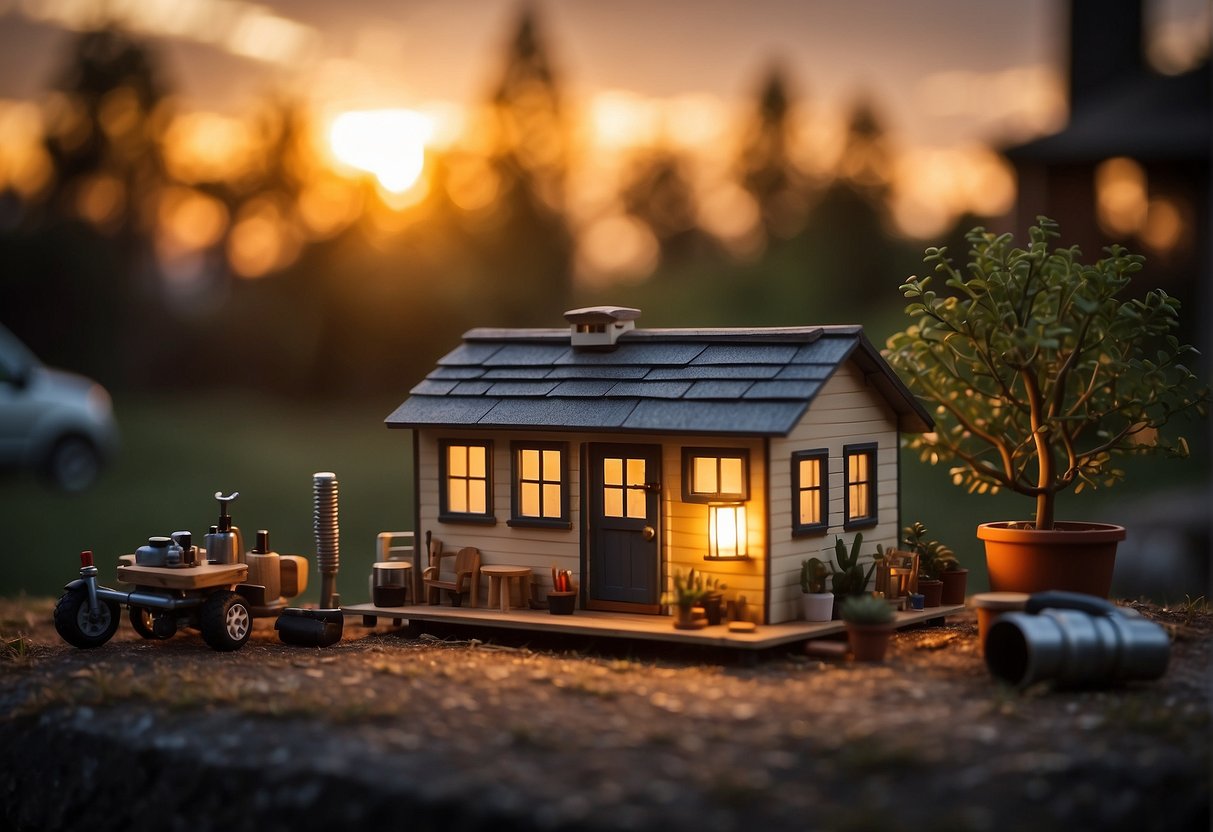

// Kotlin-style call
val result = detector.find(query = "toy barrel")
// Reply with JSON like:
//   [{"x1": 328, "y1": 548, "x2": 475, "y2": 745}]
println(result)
[
  {"x1": 372, "y1": 562, "x2": 411, "y2": 607},
  {"x1": 970, "y1": 592, "x2": 1030, "y2": 655}
]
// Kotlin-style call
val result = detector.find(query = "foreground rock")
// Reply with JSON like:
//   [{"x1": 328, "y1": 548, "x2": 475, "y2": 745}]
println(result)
[{"x1": 0, "y1": 599, "x2": 1208, "y2": 832}]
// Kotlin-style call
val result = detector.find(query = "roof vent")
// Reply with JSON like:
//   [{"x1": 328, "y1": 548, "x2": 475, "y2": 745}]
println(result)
[{"x1": 563, "y1": 306, "x2": 641, "y2": 351}]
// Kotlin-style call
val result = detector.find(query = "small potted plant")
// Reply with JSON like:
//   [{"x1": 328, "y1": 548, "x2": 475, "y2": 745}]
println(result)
[
  {"x1": 663, "y1": 568, "x2": 708, "y2": 629},
  {"x1": 548, "y1": 567, "x2": 576, "y2": 615},
  {"x1": 886, "y1": 218, "x2": 1208, "y2": 596},
  {"x1": 829, "y1": 533, "x2": 876, "y2": 618},
  {"x1": 901, "y1": 521, "x2": 956, "y2": 608},
  {"x1": 841, "y1": 594, "x2": 895, "y2": 662},
  {"x1": 800, "y1": 557, "x2": 833, "y2": 622}
]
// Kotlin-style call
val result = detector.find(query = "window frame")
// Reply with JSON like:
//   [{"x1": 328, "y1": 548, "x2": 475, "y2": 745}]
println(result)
[
  {"x1": 509, "y1": 441, "x2": 571, "y2": 529},
  {"x1": 438, "y1": 439, "x2": 495, "y2": 524},
  {"x1": 681, "y1": 447, "x2": 750, "y2": 504},
  {"x1": 842, "y1": 442, "x2": 878, "y2": 530},
  {"x1": 791, "y1": 449, "x2": 829, "y2": 537}
]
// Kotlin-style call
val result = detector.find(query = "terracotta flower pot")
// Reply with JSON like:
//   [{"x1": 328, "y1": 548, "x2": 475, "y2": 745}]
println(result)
[
  {"x1": 847, "y1": 623, "x2": 894, "y2": 662},
  {"x1": 939, "y1": 569, "x2": 969, "y2": 605},
  {"x1": 977, "y1": 521, "x2": 1125, "y2": 597},
  {"x1": 918, "y1": 579, "x2": 944, "y2": 608}
]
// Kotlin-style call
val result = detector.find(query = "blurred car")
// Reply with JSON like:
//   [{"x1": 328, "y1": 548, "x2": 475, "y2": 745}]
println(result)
[{"x1": 0, "y1": 325, "x2": 118, "y2": 491}]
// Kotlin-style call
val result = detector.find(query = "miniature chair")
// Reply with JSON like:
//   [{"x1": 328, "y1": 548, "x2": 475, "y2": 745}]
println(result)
[{"x1": 422, "y1": 544, "x2": 481, "y2": 608}]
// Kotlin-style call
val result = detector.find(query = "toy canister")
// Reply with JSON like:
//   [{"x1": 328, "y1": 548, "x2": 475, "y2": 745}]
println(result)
[{"x1": 135, "y1": 536, "x2": 171, "y2": 567}]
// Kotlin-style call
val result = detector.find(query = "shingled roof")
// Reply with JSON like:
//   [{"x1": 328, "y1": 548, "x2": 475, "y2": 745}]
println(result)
[{"x1": 386, "y1": 323, "x2": 932, "y2": 436}]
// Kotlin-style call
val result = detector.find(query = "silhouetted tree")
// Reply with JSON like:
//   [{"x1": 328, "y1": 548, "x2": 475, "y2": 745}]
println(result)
[
  {"x1": 622, "y1": 149, "x2": 710, "y2": 265},
  {"x1": 738, "y1": 64, "x2": 808, "y2": 239},
  {"x1": 1, "y1": 29, "x2": 172, "y2": 386},
  {"x1": 479, "y1": 6, "x2": 572, "y2": 321}
]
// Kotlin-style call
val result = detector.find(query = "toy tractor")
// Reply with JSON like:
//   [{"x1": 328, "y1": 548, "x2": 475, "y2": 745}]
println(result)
[{"x1": 54, "y1": 492, "x2": 309, "y2": 652}]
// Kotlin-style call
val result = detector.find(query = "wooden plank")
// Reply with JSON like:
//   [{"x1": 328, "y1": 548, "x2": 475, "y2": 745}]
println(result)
[
  {"x1": 342, "y1": 602, "x2": 965, "y2": 650},
  {"x1": 116, "y1": 562, "x2": 248, "y2": 590}
]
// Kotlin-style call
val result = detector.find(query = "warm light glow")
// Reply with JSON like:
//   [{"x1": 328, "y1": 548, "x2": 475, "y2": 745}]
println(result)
[
  {"x1": 75, "y1": 174, "x2": 125, "y2": 230},
  {"x1": 0, "y1": 100, "x2": 52, "y2": 198},
  {"x1": 1140, "y1": 197, "x2": 1185, "y2": 253},
  {"x1": 163, "y1": 112, "x2": 257, "y2": 184},
  {"x1": 156, "y1": 187, "x2": 229, "y2": 257},
  {"x1": 227, "y1": 197, "x2": 298, "y2": 278},
  {"x1": 1096, "y1": 157, "x2": 1148, "y2": 237},
  {"x1": 328, "y1": 109, "x2": 432, "y2": 193},
  {"x1": 708, "y1": 504, "x2": 748, "y2": 559},
  {"x1": 575, "y1": 215, "x2": 659, "y2": 286}
]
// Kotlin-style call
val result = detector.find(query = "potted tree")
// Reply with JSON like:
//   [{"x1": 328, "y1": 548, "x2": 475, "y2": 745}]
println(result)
[
  {"x1": 841, "y1": 594, "x2": 896, "y2": 662},
  {"x1": 800, "y1": 557, "x2": 833, "y2": 622},
  {"x1": 886, "y1": 218, "x2": 1208, "y2": 596}
]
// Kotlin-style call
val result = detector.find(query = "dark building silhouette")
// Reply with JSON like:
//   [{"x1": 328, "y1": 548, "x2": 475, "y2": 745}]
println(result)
[{"x1": 1004, "y1": 0, "x2": 1210, "y2": 351}]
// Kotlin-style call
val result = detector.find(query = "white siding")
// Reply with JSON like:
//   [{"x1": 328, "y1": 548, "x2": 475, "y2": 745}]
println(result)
[
  {"x1": 417, "y1": 429, "x2": 767, "y2": 617},
  {"x1": 766, "y1": 362, "x2": 901, "y2": 624}
]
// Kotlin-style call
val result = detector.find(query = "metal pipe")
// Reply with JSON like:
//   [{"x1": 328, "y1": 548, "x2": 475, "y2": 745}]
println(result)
[
  {"x1": 94, "y1": 586, "x2": 205, "y2": 611},
  {"x1": 313, "y1": 472, "x2": 340, "y2": 608}
]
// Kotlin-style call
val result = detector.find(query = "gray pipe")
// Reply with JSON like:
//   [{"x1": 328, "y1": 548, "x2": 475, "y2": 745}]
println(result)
[
  {"x1": 95, "y1": 587, "x2": 204, "y2": 612},
  {"x1": 313, "y1": 472, "x2": 340, "y2": 608},
  {"x1": 985, "y1": 591, "x2": 1170, "y2": 689}
]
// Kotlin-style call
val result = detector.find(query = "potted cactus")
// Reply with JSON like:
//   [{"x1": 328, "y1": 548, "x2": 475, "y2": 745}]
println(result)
[
  {"x1": 841, "y1": 594, "x2": 895, "y2": 662},
  {"x1": 700, "y1": 574, "x2": 728, "y2": 625},
  {"x1": 886, "y1": 218, "x2": 1208, "y2": 596},
  {"x1": 829, "y1": 533, "x2": 877, "y2": 618},
  {"x1": 663, "y1": 568, "x2": 709, "y2": 629},
  {"x1": 800, "y1": 556, "x2": 833, "y2": 622}
]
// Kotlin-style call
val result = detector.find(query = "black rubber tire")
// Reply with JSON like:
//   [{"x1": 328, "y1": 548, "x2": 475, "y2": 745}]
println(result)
[
  {"x1": 129, "y1": 606, "x2": 174, "y2": 640},
  {"x1": 53, "y1": 588, "x2": 119, "y2": 648},
  {"x1": 43, "y1": 435, "x2": 102, "y2": 492},
  {"x1": 199, "y1": 591, "x2": 252, "y2": 651}
]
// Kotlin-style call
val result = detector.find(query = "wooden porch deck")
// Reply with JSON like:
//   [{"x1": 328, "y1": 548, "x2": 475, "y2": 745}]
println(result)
[{"x1": 342, "y1": 601, "x2": 965, "y2": 651}]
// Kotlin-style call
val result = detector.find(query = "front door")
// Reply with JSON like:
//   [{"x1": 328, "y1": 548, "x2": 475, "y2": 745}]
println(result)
[{"x1": 587, "y1": 443, "x2": 662, "y2": 611}]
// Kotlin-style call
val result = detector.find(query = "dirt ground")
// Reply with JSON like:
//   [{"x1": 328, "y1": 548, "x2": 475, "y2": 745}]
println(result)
[{"x1": 0, "y1": 597, "x2": 1208, "y2": 832}]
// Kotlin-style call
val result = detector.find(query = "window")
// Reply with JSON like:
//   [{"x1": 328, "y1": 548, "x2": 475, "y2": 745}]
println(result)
[
  {"x1": 843, "y1": 443, "x2": 877, "y2": 529},
  {"x1": 439, "y1": 440, "x2": 494, "y2": 523},
  {"x1": 682, "y1": 448, "x2": 749, "y2": 503},
  {"x1": 510, "y1": 442, "x2": 570, "y2": 528},
  {"x1": 602, "y1": 455, "x2": 649, "y2": 519},
  {"x1": 791, "y1": 449, "x2": 829, "y2": 536}
]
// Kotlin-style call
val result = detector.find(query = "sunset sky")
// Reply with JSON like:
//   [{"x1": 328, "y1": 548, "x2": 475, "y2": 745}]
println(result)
[{"x1": 0, "y1": 0, "x2": 1207, "y2": 279}]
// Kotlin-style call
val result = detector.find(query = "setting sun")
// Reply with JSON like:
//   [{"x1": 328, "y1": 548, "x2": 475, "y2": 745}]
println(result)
[{"x1": 328, "y1": 109, "x2": 432, "y2": 194}]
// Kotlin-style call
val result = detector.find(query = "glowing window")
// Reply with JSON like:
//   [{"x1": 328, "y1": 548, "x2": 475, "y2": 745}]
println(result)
[
  {"x1": 682, "y1": 448, "x2": 749, "y2": 503},
  {"x1": 511, "y1": 442, "x2": 569, "y2": 527},
  {"x1": 602, "y1": 455, "x2": 649, "y2": 519},
  {"x1": 792, "y1": 449, "x2": 829, "y2": 536},
  {"x1": 843, "y1": 443, "x2": 877, "y2": 529},
  {"x1": 439, "y1": 440, "x2": 493, "y2": 523}
]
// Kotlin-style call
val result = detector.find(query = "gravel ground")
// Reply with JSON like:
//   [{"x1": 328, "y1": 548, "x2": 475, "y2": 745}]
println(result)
[{"x1": 0, "y1": 597, "x2": 1208, "y2": 832}]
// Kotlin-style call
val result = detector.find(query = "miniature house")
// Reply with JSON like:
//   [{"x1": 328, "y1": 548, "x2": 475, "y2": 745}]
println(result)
[{"x1": 386, "y1": 307, "x2": 933, "y2": 624}]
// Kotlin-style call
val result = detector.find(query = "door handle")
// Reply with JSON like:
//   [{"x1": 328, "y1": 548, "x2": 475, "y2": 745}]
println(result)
[
  {"x1": 642, "y1": 525, "x2": 656, "y2": 541},
  {"x1": 642, "y1": 482, "x2": 661, "y2": 493}
]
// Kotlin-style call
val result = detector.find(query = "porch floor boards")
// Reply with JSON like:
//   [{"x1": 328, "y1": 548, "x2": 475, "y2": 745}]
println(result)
[{"x1": 341, "y1": 602, "x2": 966, "y2": 650}]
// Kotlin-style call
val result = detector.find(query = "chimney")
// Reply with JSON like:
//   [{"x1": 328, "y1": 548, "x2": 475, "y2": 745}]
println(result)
[{"x1": 563, "y1": 306, "x2": 641, "y2": 351}]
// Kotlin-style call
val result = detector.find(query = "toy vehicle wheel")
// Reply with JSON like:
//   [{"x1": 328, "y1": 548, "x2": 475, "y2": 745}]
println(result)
[
  {"x1": 43, "y1": 435, "x2": 102, "y2": 492},
  {"x1": 129, "y1": 606, "x2": 175, "y2": 640},
  {"x1": 53, "y1": 588, "x2": 119, "y2": 648},
  {"x1": 199, "y1": 591, "x2": 252, "y2": 651}
]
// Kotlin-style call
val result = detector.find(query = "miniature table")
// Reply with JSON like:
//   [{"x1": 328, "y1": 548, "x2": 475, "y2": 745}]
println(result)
[{"x1": 482, "y1": 565, "x2": 532, "y2": 612}]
